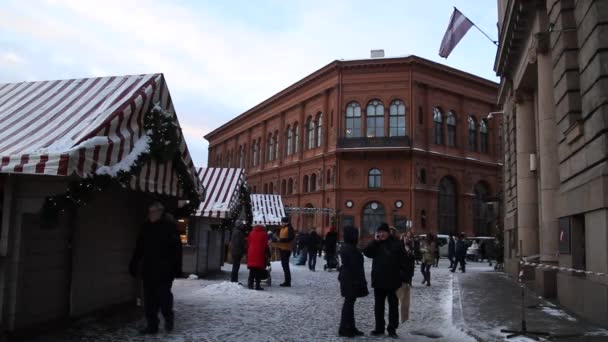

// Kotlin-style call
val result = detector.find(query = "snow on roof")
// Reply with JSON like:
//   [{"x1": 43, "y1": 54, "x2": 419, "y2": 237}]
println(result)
[
  {"x1": 250, "y1": 194, "x2": 285, "y2": 226},
  {"x1": 0, "y1": 74, "x2": 199, "y2": 197},
  {"x1": 195, "y1": 168, "x2": 245, "y2": 218}
]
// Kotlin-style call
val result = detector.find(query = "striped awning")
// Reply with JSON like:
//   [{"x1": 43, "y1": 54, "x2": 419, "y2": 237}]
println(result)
[
  {"x1": 0, "y1": 74, "x2": 199, "y2": 197},
  {"x1": 251, "y1": 194, "x2": 285, "y2": 226},
  {"x1": 195, "y1": 168, "x2": 245, "y2": 218}
]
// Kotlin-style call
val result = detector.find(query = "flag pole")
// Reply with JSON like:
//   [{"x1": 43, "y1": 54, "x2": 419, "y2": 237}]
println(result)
[{"x1": 457, "y1": 7, "x2": 498, "y2": 46}]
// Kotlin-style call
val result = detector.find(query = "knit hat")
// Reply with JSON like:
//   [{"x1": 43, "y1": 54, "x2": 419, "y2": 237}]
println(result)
[
  {"x1": 281, "y1": 217, "x2": 290, "y2": 224},
  {"x1": 377, "y1": 223, "x2": 390, "y2": 233}
]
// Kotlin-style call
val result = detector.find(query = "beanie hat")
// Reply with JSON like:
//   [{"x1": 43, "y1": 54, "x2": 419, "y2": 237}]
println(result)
[
  {"x1": 281, "y1": 217, "x2": 289, "y2": 224},
  {"x1": 377, "y1": 223, "x2": 390, "y2": 233}
]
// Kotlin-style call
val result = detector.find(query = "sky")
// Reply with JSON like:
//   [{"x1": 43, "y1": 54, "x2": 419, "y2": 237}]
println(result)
[{"x1": 0, "y1": 0, "x2": 499, "y2": 167}]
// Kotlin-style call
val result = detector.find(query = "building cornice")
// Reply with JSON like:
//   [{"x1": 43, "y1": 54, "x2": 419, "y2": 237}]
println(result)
[{"x1": 494, "y1": 0, "x2": 537, "y2": 77}]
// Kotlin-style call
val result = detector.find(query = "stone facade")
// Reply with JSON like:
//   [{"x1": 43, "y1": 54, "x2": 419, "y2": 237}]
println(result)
[
  {"x1": 496, "y1": 0, "x2": 608, "y2": 327},
  {"x1": 206, "y1": 56, "x2": 501, "y2": 239}
]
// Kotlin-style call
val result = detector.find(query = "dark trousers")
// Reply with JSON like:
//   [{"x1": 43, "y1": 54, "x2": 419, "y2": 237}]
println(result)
[
  {"x1": 448, "y1": 255, "x2": 455, "y2": 269},
  {"x1": 280, "y1": 250, "x2": 291, "y2": 284},
  {"x1": 248, "y1": 267, "x2": 264, "y2": 288},
  {"x1": 339, "y1": 296, "x2": 357, "y2": 333},
  {"x1": 143, "y1": 277, "x2": 174, "y2": 329},
  {"x1": 421, "y1": 263, "x2": 432, "y2": 284},
  {"x1": 452, "y1": 256, "x2": 466, "y2": 272},
  {"x1": 373, "y1": 288, "x2": 399, "y2": 333},
  {"x1": 231, "y1": 254, "x2": 242, "y2": 283},
  {"x1": 308, "y1": 250, "x2": 317, "y2": 270}
]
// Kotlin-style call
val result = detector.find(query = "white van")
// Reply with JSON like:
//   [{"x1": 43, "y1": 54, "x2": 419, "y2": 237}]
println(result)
[{"x1": 417, "y1": 234, "x2": 450, "y2": 257}]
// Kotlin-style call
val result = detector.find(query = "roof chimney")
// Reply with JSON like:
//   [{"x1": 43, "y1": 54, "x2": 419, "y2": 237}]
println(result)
[{"x1": 370, "y1": 49, "x2": 385, "y2": 58}]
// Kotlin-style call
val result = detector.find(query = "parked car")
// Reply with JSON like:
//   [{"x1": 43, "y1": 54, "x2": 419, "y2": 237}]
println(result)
[
  {"x1": 417, "y1": 234, "x2": 450, "y2": 257},
  {"x1": 466, "y1": 236, "x2": 496, "y2": 262}
]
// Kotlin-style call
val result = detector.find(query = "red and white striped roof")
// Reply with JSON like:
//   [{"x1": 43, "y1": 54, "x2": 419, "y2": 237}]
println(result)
[
  {"x1": 195, "y1": 168, "x2": 245, "y2": 218},
  {"x1": 0, "y1": 74, "x2": 199, "y2": 197},
  {"x1": 251, "y1": 194, "x2": 285, "y2": 226}
]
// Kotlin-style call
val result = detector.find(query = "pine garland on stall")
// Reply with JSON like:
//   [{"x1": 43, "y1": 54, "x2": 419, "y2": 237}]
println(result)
[
  {"x1": 218, "y1": 185, "x2": 253, "y2": 231},
  {"x1": 41, "y1": 105, "x2": 201, "y2": 225}
]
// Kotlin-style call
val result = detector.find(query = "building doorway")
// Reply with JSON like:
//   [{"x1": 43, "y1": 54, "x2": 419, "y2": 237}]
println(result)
[
  {"x1": 362, "y1": 201, "x2": 385, "y2": 237},
  {"x1": 303, "y1": 203, "x2": 314, "y2": 231},
  {"x1": 438, "y1": 177, "x2": 457, "y2": 234},
  {"x1": 473, "y1": 182, "x2": 490, "y2": 236}
]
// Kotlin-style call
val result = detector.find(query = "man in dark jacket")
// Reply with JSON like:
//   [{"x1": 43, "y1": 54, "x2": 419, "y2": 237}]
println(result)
[
  {"x1": 308, "y1": 229, "x2": 321, "y2": 271},
  {"x1": 324, "y1": 227, "x2": 338, "y2": 268},
  {"x1": 338, "y1": 226, "x2": 368, "y2": 337},
  {"x1": 451, "y1": 233, "x2": 467, "y2": 273},
  {"x1": 448, "y1": 233, "x2": 456, "y2": 269},
  {"x1": 230, "y1": 222, "x2": 247, "y2": 283},
  {"x1": 363, "y1": 223, "x2": 409, "y2": 339},
  {"x1": 129, "y1": 202, "x2": 181, "y2": 335},
  {"x1": 277, "y1": 217, "x2": 295, "y2": 287}
]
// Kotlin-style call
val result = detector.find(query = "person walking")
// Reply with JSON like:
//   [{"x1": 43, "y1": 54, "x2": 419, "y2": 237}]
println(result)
[
  {"x1": 296, "y1": 229, "x2": 309, "y2": 265},
  {"x1": 247, "y1": 225, "x2": 269, "y2": 290},
  {"x1": 276, "y1": 217, "x2": 295, "y2": 287},
  {"x1": 363, "y1": 223, "x2": 409, "y2": 339},
  {"x1": 451, "y1": 233, "x2": 467, "y2": 273},
  {"x1": 338, "y1": 226, "x2": 369, "y2": 338},
  {"x1": 230, "y1": 222, "x2": 247, "y2": 283},
  {"x1": 308, "y1": 228, "x2": 321, "y2": 271},
  {"x1": 129, "y1": 202, "x2": 181, "y2": 335},
  {"x1": 324, "y1": 226, "x2": 339, "y2": 268},
  {"x1": 447, "y1": 233, "x2": 456, "y2": 269},
  {"x1": 420, "y1": 234, "x2": 436, "y2": 286}
]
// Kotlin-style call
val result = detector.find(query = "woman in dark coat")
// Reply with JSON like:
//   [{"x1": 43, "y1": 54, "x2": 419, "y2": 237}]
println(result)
[{"x1": 338, "y1": 226, "x2": 368, "y2": 338}]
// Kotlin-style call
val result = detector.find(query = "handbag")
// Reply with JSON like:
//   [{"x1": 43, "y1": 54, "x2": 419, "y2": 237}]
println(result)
[{"x1": 396, "y1": 283, "x2": 411, "y2": 322}]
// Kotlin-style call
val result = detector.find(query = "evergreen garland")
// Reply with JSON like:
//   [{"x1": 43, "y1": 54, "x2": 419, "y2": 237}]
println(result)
[
  {"x1": 40, "y1": 104, "x2": 201, "y2": 224},
  {"x1": 217, "y1": 184, "x2": 253, "y2": 231}
]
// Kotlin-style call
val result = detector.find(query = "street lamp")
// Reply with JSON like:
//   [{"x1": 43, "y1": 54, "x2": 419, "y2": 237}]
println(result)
[{"x1": 487, "y1": 111, "x2": 504, "y2": 119}]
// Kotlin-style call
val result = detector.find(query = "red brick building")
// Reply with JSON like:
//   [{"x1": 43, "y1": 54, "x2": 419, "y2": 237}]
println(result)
[{"x1": 205, "y1": 55, "x2": 501, "y2": 238}]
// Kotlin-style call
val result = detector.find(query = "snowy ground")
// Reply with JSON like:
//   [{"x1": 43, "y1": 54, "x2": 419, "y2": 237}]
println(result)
[{"x1": 29, "y1": 258, "x2": 608, "y2": 342}]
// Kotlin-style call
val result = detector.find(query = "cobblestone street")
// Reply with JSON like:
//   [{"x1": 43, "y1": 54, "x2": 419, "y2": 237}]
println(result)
[{"x1": 28, "y1": 258, "x2": 608, "y2": 342}]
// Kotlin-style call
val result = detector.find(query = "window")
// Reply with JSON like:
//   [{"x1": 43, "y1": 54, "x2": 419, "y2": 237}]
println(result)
[
  {"x1": 251, "y1": 143, "x2": 257, "y2": 167},
  {"x1": 433, "y1": 107, "x2": 443, "y2": 145},
  {"x1": 316, "y1": 112, "x2": 323, "y2": 147},
  {"x1": 420, "y1": 168, "x2": 427, "y2": 184},
  {"x1": 389, "y1": 100, "x2": 406, "y2": 137},
  {"x1": 269, "y1": 182, "x2": 274, "y2": 194},
  {"x1": 307, "y1": 117, "x2": 315, "y2": 150},
  {"x1": 288, "y1": 178, "x2": 294, "y2": 195},
  {"x1": 281, "y1": 180, "x2": 287, "y2": 196},
  {"x1": 468, "y1": 116, "x2": 477, "y2": 152},
  {"x1": 368, "y1": 168, "x2": 382, "y2": 188},
  {"x1": 327, "y1": 169, "x2": 331, "y2": 185},
  {"x1": 438, "y1": 177, "x2": 457, "y2": 234},
  {"x1": 473, "y1": 182, "x2": 490, "y2": 236},
  {"x1": 263, "y1": 183, "x2": 268, "y2": 194},
  {"x1": 362, "y1": 202, "x2": 386, "y2": 237},
  {"x1": 480, "y1": 119, "x2": 488, "y2": 153},
  {"x1": 366, "y1": 100, "x2": 385, "y2": 137},
  {"x1": 267, "y1": 133, "x2": 274, "y2": 161},
  {"x1": 274, "y1": 131, "x2": 279, "y2": 161},
  {"x1": 345, "y1": 102, "x2": 362, "y2": 138},
  {"x1": 446, "y1": 111, "x2": 457, "y2": 147},
  {"x1": 239, "y1": 146, "x2": 245, "y2": 168},
  {"x1": 310, "y1": 173, "x2": 317, "y2": 192},
  {"x1": 303, "y1": 175, "x2": 309, "y2": 193},
  {"x1": 418, "y1": 106, "x2": 423, "y2": 125},
  {"x1": 286, "y1": 125, "x2": 293, "y2": 156},
  {"x1": 293, "y1": 123, "x2": 299, "y2": 154},
  {"x1": 257, "y1": 139, "x2": 262, "y2": 166}
]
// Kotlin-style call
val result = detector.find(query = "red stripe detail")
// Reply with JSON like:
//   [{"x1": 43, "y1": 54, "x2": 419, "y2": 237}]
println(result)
[
  {"x1": 153, "y1": 160, "x2": 161, "y2": 193},
  {"x1": 58, "y1": 154, "x2": 69, "y2": 175},
  {"x1": 0, "y1": 156, "x2": 10, "y2": 172},
  {"x1": 77, "y1": 148, "x2": 86, "y2": 175},
  {"x1": 14, "y1": 154, "x2": 29, "y2": 173},
  {"x1": 104, "y1": 140, "x2": 114, "y2": 167},
  {"x1": 115, "y1": 112, "x2": 126, "y2": 161},
  {"x1": 0, "y1": 81, "x2": 43, "y2": 126},
  {"x1": 135, "y1": 90, "x2": 149, "y2": 138},
  {"x1": 161, "y1": 162, "x2": 168, "y2": 194},
  {"x1": 126, "y1": 101, "x2": 137, "y2": 152},
  {"x1": 91, "y1": 145, "x2": 101, "y2": 174},
  {"x1": 35, "y1": 155, "x2": 49, "y2": 173},
  {"x1": 145, "y1": 161, "x2": 152, "y2": 192}
]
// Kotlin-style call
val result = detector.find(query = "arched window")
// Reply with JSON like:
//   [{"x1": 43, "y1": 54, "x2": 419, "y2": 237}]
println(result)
[
  {"x1": 293, "y1": 123, "x2": 299, "y2": 154},
  {"x1": 226, "y1": 152, "x2": 231, "y2": 168},
  {"x1": 389, "y1": 100, "x2": 406, "y2": 137},
  {"x1": 251, "y1": 143, "x2": 257, "y2": 167},
  {"x1": 257, "y1": 139, "x2": 262, "y2": 166},
  {"x1": 420, "y1": 168, "x2": 427, "y2": 184},
  {"x1": 480, "y1": 119, "x2": 488, "y2": 153},
  {"x1": 327, "y1": 169, "x2": 331, "y2": 185},
  {"x1": 288, "y1": 178, "x2": 294, "y2": 195},
  {"x1": 267, "y1": 133, "x2": 274, "y2": 161},
  {"x1": 281, "y1": 180, "x2": 287, "y2": 196},
  {"x1": 345, "y1": 102, "x2": 362, "y2": 137},
  {"x1": 433, "y1": 107, "x2": 443, "y2": 145},
  {"x1": 438, "y1": 177, "x2": 458, "y2": 234},
  {"x1": 306, "y1": 117, "x2": 315, "y2": 150},
  {"x1": 362, "y1": 202, "x2": 386, "y2": 237},
  {"x1": 310, "y1": 173, "x2": 317, "y2": 192},
  {"x1": 303, "y1": 175, "x2": 309, "y2": 193},
  {"x1": 473, "y1": 182, "x2": 490, "y2": 236},
  {"x1": 468, "y1": 116, "x2": 477, "y2": 152},
  {"x1": 368, "y1": 168, "x2": 382, "y2": 188},
  {"x1": 286, "y1": 125, "x2": 293, "y2": 156},
  {"x1": 366, "y1": 100, "x2": 385, "y2": 137},
  {"x1": 239, "y1": 146, "x2": 245, "y2": 168},
  {"x1": 274, "y1": 131, "x2": 279, "y2": 161},
  {"x1": 270, "y1": 182, "x2": 274, "y2": 194},
  {"x1": 316, "y1": 112, "x2": 323, "y2": 147},
  {"x1": 263, "y1": 183, "x2": 268, "y2": 194},
  {"x1": 446, "y1": 111, "x2": 457, "y2": 147}
]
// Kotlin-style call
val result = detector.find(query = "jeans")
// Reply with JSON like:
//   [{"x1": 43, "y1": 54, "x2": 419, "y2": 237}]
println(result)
[
  {"x1": 421, "y1": 263, "x2": 432, "y2": 284},
  {"x1": 231, "y1": 254, "x2": 242, "y2": 283},
  {"x1": 308, "y1": 250, "x2": 317, "y2": 270},
  {"x1": 339, "y1": 296, "x2": 357, "y2": 333},
  {"x1": 373, "y1": 288, "x2": 399, "y2": 333},
  {"x1": 280, "y1": 250, "x2": 291, "y2": 284},
  {"x1": 143, "y1": 277, "x2": 174, "y2": 329}
]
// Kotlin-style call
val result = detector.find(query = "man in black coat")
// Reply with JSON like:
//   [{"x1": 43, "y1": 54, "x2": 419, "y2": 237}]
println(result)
[
  {"x1": 230, "y1": 222, "x2": 247, "y2": 283},
  {"x1": 448, "y1": 233, "x2": 456, "y2": 269},
  {"x1": 451, "y1": 233, "x2": 467, "y2": 273},
  {"x1": 307, "y1": 229, "x2": 321, "y2": 271},
  {"x1": 338, "y1": 226, "x2": 368, "y2": 337},
  {"x1": 130, "y1": 202, "x2": 181, "y2": 335},
  {"x1": 324, "y1": 227, "x2": 338, "y2": 268},
  {"x1": 363, "y1": 223, "x2": 409, "y2": 339}
]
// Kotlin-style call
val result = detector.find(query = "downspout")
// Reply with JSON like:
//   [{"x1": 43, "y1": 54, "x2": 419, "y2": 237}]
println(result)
[
  {"x1": 409, "y1": 65, "x2": 415, "y2": 229},
  {"x1": 336, "y1": 67, "x2": 343, "y2": 234}
]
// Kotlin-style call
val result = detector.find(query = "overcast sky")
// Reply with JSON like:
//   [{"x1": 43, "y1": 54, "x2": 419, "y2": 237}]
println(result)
[{"x1": 0, "y1": 0, "x2": 499, "y2": 167}]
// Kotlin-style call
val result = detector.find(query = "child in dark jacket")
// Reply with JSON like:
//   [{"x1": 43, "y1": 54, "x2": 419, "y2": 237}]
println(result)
[{"x1": 338, "y1": 226, "x2": 369, "y2": 338}]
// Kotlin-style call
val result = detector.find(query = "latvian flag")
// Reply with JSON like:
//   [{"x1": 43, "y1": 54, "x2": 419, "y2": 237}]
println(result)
[{"x1": 439, "y1": 8, "x2": 473, "y2": 58}]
